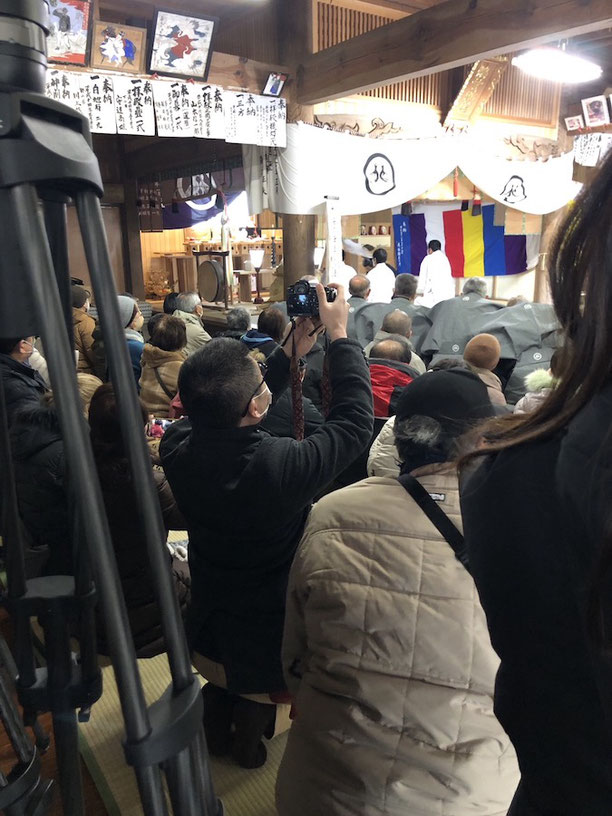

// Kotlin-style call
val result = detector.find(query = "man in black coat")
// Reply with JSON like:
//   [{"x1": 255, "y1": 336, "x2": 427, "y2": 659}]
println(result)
[
  {"x1": 160, "y1": 284, "x2": 374, "y2": 695},
  {"x1": 0, "y1": 336, "x2": 48, "y2": 426}
]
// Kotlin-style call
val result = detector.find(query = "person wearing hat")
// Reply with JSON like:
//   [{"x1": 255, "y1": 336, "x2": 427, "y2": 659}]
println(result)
[
  {"x1": 276, "y1": 369, "x2": 518, "y2": 816},
  {"x1": 117, "y1": 295, "x2": 145, "y2": 388},
  {"x1": 72, "y1": 284, "x2": 96, "y2": 376},
  {"x1": 463, "y1": 333, "x2": 507, "y2": 407}
]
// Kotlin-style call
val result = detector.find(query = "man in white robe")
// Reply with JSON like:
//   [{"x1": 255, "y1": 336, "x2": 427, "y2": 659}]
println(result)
[
  {"x1": 417, "y1": 240, "x2": 455, "y2": 308},
  {"x1": 367, "y1": 248, "x2": 395, "y2": 304}
]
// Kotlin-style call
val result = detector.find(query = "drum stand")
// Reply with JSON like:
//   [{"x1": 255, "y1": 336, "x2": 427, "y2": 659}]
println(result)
[
  {"x1": 0, "y1": 87, "x2": 223, "y2": 816},
  {"x1": 194, "y1": 250, "x2": 232, "y2": 309}
]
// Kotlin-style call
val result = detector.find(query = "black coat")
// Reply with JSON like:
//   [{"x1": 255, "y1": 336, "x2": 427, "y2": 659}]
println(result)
[
  {"x1": 11, "y1": 407, "x2": 71, "y2": 576},
  {"x1": 461, "y1": 382, "x2": 612, "y2": 815},
  {"x1": 261, "y1": 389, "x2": 323, "y2": 439},
  {"x1": 160, "y1": 339, "x2": 374, "y2": 693},
  {"x1": 0, "y1": 353, "x2": 47, "y2": 427},
  {"x1": 94, "y1": 458, "x2": 189, "y2": 657}
]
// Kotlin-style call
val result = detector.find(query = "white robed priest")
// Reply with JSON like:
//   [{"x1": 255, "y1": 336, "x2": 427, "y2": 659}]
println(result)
[{"x1": 416, "y1": 239, "x2": 455, "y2": 307}]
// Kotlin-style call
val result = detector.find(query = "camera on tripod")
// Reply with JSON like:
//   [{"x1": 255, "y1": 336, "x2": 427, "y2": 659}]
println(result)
[{"x1": 286, "y1": 280, "x2": 336, "y2": 319}]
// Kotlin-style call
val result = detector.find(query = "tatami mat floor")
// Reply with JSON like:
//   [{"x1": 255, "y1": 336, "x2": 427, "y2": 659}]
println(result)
[{"x1": 79, "y1": 654, "x2": 287, "y2": 816}]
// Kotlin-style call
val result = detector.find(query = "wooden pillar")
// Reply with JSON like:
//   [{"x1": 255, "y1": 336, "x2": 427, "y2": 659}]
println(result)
[
  {"x1": 279, "y1": 0, "x2": 317, "y2": 288},
  {"x1": 534, "y1": 207, "x2": 567, "y2": 303},
  {"x1": 118, "y1": 136, "x2": 146, "y2": 298}
]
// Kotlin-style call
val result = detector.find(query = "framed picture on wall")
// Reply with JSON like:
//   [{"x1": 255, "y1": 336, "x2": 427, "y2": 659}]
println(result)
[
  {"x1": 148, "y1": 9, "x2": 218, "y2": 81},
  {"x1": 262, "y1": 72, "x2": 288, "y2": 97},
  {"x1": 581, "y1": 95, "x2": 610, "y2": 128},
  {"x1": 90, "y1": 22, "x2": 147, "y2": 74},
  {"x1": 48, "y1": 0, "x2": 92, "y2": 66},
  {"x1": 564, "y1": 115, "x2": 584, "y2": 132}
]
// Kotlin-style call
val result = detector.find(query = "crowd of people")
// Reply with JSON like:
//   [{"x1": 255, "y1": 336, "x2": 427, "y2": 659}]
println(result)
[{"x1": 2, "y1": 152, "x2": 612, "y2": 814}]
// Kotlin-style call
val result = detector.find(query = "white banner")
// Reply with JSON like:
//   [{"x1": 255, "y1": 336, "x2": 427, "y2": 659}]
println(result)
[
  {"x1": 152, "y1": 80, "x2": 195, "y2": 138},
  {"x1": 113, "y1": 76, "x2": 155, "y2": 136},
  {"x1": 244, "y1": 123, "x2": 457, "y2": 216},
  {"x1": 192, "y1": 84, "x2": 225, "y2": 140},
  {"x1": 244, "y1": 123, "x2": 582, "y2": 217},
  {"x1": 78, "y1": 75, "x2": 116, "y2": 134},
  {"x1": 324, "y1": 197, "x2": 342, "y2": 285},
  {"x1": 44, "y1": 70, "x2": 286, "y2": 147},
  {"x1": 458, "y1": 140, "x2": 582, "y2": 216},
  {"x1": 46, "y1": 69, "x2": 81, "y2": 110}
]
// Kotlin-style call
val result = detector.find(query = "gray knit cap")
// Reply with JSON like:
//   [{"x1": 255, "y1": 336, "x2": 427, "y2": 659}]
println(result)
[{"x1": 117, "y1": 295, "x2": 137, "y2": 328}]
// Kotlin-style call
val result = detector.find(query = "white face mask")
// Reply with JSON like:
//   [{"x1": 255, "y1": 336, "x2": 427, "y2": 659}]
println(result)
[{"x1": 254, "y1": 382, "x2": 272, "y2": 419}]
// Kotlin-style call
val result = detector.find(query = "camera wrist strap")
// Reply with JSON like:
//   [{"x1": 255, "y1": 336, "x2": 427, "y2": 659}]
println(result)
[{"x1": 290, "y1": 326, "x2": 305, "y2": 441}]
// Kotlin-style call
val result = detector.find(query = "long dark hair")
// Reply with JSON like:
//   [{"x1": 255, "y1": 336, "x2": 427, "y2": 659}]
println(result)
[{"x1": 463, "y1": 150, "x2": 612, "y2": 644}]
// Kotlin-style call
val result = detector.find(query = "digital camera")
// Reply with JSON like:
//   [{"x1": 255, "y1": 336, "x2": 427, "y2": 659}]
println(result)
[{"x1": 287, "y1": 280, "x2": 336, "y2": 318}]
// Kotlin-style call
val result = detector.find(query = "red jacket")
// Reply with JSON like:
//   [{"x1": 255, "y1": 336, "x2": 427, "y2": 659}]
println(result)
[{"x1": 369, "y1": 360, "x2": 416, "y2": 417}]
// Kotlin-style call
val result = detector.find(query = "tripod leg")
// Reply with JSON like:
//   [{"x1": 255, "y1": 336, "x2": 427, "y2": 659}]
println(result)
[
  {"x1": 43, "y1": 610, "x2": 84, "y2": 816},
  {"x1": 74, "y1": 188, "x2": 221, "y2": 816},
  {"x1": 6, "y1": 182, "x2": 169, "y2": 816}
]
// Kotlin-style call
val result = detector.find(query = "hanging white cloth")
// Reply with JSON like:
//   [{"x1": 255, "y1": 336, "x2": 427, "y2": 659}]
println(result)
[{"x1": 243, "y1": 124, "x2": 581, "y2": 217}]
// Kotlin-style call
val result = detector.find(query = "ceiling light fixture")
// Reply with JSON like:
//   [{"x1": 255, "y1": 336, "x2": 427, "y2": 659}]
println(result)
[{"x1": 512, "y1": 46, "x2": 602, "y2": 84}]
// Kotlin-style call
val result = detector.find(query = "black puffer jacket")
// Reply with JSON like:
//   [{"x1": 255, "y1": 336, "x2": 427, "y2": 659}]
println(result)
[
  {"x1": 0, "y1": 353, "x2": 47, "y2": 427},
  {"x1": 11, "y1": 407, "x2": 71, "y2": 577}
]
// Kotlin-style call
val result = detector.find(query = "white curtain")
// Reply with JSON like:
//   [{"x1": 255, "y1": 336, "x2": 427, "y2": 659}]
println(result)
[{"x1": 244, "y1": 123, "x2": 581, "y2": 217}]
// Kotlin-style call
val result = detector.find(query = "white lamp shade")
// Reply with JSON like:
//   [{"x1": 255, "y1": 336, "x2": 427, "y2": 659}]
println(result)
[
  {"x1": 249, "y1": 249, "x2": 265, "y2": 269},
  {"x1": 512, "y1": 48, "x2": 602, "y2": 84}
]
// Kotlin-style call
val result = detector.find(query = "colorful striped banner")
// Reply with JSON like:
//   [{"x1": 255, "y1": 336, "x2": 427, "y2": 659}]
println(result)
[{"x1": 394, "y1": 204, "x2": 536, "y2": 278}]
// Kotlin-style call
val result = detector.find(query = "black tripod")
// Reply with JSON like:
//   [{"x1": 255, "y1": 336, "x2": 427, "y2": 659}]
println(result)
[{"x1": 0, "y1": 2, "x2": 223, "y2": 814}]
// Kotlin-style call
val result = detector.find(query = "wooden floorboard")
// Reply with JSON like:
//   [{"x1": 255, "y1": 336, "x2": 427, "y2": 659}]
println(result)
[
  {"x1": 0, "y1": 709, "x2": 109, "y2": 815},
  {"x1": 0, "y1": 611, "x2": 108, "y2": 815}
]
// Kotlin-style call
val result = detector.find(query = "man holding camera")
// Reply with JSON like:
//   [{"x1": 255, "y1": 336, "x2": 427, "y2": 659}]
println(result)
[{"x1": 160, "y1": 283, "x2": 373, "y2": 701}]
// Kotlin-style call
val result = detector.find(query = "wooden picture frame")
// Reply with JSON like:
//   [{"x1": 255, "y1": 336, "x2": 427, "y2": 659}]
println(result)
[
  {"x1": 564, "y1": 115, "x2": 584, "y2": 132},
  {"x1": 48, "y1": 0, "x2": 92, "y2": 66},
  {"x1": 148, "y1": 9, "x2": 218, "y2": 81},
  {"x1": 90, "y1": 21, "x2": 147, "y2": 74},
  {"x1": 581, "y1": 95, "x2": 610, "y2": 129}
]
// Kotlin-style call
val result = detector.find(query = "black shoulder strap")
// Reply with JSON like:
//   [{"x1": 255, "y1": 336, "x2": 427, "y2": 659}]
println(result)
[
  {"x1": 397, "y1": 473, "x2": 471, "y2": 573},
  {"x1": 153, "y1": 366, "x2": 176, "y2": 401}
]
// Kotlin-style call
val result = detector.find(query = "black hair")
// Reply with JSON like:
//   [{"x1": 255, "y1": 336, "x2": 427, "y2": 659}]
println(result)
[
  {"x1": 178, "y1": 338, "x2": 260, "y2": 428},
  {"x1": 89, "y1": 383, "x2": 148, "y2": 470},
  {"x1": 147, "y1": 312, "x2": 165, "y2": 338},
  {"x1": 163, "y1": 292, "x2": 179, "y2": 315},
  {"x1": 373, "y1": 248, "x2": 387, "y2": 264},
  {"x1": 257, "y1": 306, "x2": 287, "y2": 343},
  {"x1": 0, "y1": 337, "x2": 23, "y2": 355},
  {"x1": 428, "y1": 239, "x2": 442, "y2": 252}
]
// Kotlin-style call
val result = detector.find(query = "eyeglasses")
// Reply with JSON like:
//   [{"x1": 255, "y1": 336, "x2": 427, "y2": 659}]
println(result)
[{"x1": 241, "y1": 361, "x2": 268, "y2": 417}]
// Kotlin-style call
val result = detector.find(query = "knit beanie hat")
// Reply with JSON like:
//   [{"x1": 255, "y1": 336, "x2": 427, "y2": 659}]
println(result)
[
  {"x1": 396, "y1": 368, "x2": 494, "y2": 440},
  {"x1": 117, "y1": 295, "x2": 137, "y2": 329},
  {"x1": 71, "y1": 284, "x2": 91, "y2": 309},
  {"x1": 463, "y1": 333, "x2": 501, "y2": 371}
]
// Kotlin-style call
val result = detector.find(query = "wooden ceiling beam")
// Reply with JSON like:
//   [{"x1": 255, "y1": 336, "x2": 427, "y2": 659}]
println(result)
[{"x1": 298, "y1": 0, "x2": 612, "y2": 104}]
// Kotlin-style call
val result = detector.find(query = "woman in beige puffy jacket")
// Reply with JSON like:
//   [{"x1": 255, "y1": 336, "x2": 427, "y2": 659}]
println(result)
[
  {"x1": 139, "y1": 315, "x2": 187, "y2": 417},
  {"x1": 277, "y1": 369, "x2": 519, "y2": 816}
]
